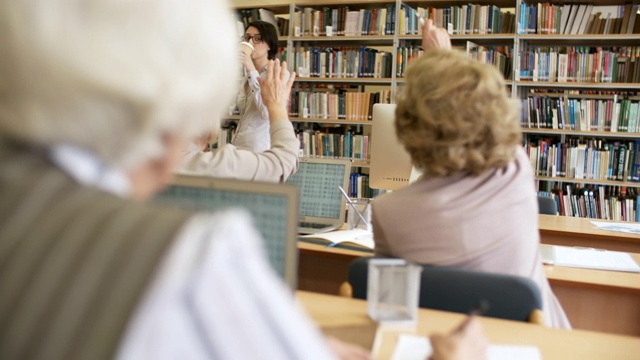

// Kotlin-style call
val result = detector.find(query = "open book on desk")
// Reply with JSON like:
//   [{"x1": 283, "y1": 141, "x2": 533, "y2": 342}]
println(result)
[
  {"x1": 540, "y1": 244, "x2": 640, "y2": 273},
  {"x1": 299, "y1": 229, "x2": 374, "y2": 252}
]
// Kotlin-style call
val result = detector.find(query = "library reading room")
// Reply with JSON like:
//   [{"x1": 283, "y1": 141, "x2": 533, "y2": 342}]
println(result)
[{"x1": 1, "y1": 0, "x2": 639, "y2": 359}]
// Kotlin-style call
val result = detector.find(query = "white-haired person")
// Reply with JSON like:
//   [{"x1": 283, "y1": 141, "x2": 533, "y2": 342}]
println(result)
[
  {"x1": 0, "y1": 2, "x2": 487, "y2": 359},
  {"x1": 371, "y1": 20, "x2": 570, "y2": 329}
]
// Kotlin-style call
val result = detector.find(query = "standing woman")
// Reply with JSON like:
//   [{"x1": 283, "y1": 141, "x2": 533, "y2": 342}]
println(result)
[{"x1": 234, "y1": 21, "x2": 290, "y2": 152}]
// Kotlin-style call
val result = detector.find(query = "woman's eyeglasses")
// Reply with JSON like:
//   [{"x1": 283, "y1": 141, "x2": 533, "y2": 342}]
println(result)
[{"x1": 241, "y1": 34, "x2": 262, "y2": 44}]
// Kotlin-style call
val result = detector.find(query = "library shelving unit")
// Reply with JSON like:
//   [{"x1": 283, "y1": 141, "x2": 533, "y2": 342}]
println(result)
[
  {"x1": 230, "y1": 0, "x2": 640, "y2": 219},
  {"x1": 230, "y1": 0, "x2": 518, "y2": 197},
  {"x1": 515, "y1": 0, "x2": 640, "y2": 221}
]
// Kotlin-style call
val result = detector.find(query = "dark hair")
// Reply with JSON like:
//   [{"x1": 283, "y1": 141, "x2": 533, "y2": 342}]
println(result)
[{"x1": 245, "y1": 21, "x2": 279, "y2": 60}]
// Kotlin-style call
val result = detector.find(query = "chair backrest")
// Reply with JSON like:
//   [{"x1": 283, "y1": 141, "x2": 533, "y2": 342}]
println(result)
[
  {"x1": 347, "y1": 257, "x2": 543, "y2": 323},
  {"x1": 537, "y1": 195, "x2": 558, "y2": 215}
]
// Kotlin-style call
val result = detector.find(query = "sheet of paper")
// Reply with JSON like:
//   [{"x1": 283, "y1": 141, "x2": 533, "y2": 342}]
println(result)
[
  {"x1": 591, "y1": 221, "x2": 640, "y2": 235},
  {"x1": 552, "y1": 245, "x2": 640, "y2": 272},
  {"x1": 487, "y1": 345, "x2": 542, "y2": 359},
  {"x1": 391, "y1": 334, "x2": 432, "y2": 360},
  {"x1": 391, "y1": 334, "x2": 542, "y2": 360}
]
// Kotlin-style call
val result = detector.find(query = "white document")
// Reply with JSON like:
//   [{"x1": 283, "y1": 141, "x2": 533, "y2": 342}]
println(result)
[
  {"x1": 591, "y1": 221, "x2": 640, "y2": 235},
  {"x1": 391, "y1": 334, "x2": 431, "y2": 360},
  {"x1": 391, "y1": 334, "x2": 542, "y2": 360},
  {"x1": 541, "y1": 244, "x2": 640, "y2": 273}
]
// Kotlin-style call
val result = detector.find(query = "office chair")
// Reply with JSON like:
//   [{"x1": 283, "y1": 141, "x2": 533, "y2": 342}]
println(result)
[
  {"x1": 343, "y1": 257, "x2": 545, "y2": 325},
  {"x1": 537, "y1": 195, "x2": 558, "y2": 215}
]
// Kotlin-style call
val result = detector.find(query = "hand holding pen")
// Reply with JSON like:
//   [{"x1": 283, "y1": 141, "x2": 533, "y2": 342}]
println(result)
[{"x1": 429, "y1": 301, "x2": 490, "y2": 360}]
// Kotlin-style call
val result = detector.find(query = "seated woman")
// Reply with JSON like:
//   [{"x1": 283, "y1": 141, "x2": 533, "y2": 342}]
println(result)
[{"x1": 371, "y1": 35, "x2": 570, "y2": 328}]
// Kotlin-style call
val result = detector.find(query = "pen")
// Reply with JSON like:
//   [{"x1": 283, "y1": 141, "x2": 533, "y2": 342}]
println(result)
[
  {"x1": 337, "y1": 185, "x2": 370, "y2": 228},
  {"x1": 454, "y1": 300, "x2": 490, "y2": 333}
]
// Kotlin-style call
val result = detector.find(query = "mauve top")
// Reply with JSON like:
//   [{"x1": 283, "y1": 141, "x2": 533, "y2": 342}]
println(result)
[{"x1": 372, "y1": 147, "x2": 571, "y2": 329}]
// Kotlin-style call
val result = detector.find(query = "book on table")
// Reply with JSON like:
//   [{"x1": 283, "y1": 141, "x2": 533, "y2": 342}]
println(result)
[{"x1": 299, "y1": 228, "x2": 374, "y2": 251}]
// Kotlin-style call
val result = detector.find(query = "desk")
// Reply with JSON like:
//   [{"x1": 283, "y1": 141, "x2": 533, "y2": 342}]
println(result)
[
  {"x1": 298, "y1": 291, "x2": 640, "y2": 360},
  {"x1": 539, "y1": 215, "x2": 640, "y2": 253},
  {"x1": 297, "y1": 242, "x2": 640, "y2": 336},
  {"x1": 297, "y1": 241, "x2": 369, "y2": 295},
  {"x1": 544, "y1": 252, "x2": 640, "y2": 336}
]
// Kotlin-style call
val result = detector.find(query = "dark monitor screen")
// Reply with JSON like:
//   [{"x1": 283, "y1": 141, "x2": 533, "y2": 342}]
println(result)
[{"x1": 155, "y1": 175, "x2": 299, "y2": 289}]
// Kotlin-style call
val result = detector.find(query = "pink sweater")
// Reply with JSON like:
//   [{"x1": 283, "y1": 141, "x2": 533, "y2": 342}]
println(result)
[{"x1": 372, "y1": 147, "x2": 571, "y2": 328}]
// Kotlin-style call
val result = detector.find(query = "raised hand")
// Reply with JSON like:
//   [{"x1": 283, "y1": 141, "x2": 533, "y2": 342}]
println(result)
[
  {"x1": 257, "y1": 59, "x2": 296, "y2": 123},
  {"x1": 421, "y1": 18, "x2": 452, "y2": 51}
]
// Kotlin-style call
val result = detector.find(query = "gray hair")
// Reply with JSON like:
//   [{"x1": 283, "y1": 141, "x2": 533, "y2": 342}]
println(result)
[{"x1": 0, "y1": 0, "x2": 237, "y2": 170}]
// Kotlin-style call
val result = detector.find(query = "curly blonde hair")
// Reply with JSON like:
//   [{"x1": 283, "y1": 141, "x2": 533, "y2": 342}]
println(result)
[{"x1": 395, "y1": 49, "x2": 521, "y2": 177}]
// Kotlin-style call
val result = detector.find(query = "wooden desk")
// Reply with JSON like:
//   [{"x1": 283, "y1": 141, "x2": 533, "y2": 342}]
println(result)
[
  {"x1": 298, "y1": 291, "x2": 640, "y2": 360},
  {"x1": 297, "y1": 241, "x2": 370, "y2": 295},
  {"x1": 539, "y1": 215, "x2": 640, "y2": 253},
  {"x1": 544, "y1": 252, "x2": 640, "y2": 336},
  {"x1": 297, "y1": 242, "x2": 640, "y2": 337}
]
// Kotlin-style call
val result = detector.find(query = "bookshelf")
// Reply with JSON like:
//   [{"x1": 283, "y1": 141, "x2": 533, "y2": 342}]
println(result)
[
  {"x1": 230, "y1": 0, "x2": 640, "y2": 220},
  {"x1": 515, "y1": 0, "x2": 640, "y2": 221}
]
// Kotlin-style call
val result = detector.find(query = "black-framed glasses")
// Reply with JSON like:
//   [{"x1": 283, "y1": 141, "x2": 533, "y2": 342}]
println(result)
[{"x1": 241, "y1": 34, "x2": 262, "y2": 44}]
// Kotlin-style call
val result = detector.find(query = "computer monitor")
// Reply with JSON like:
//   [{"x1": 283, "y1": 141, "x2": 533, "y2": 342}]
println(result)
[
  {"x1": 369, "y1": 103, "x2": 420, "y2": 190},
  {"x1": 154, "y1": 175, "x2": 299, "y2": 289},
  {"x1": 285, "y1": 157, "x2": 351, "y2": 234}
]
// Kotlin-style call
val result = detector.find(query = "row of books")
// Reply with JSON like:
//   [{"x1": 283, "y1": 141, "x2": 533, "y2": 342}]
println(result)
[
  {"x1": 518, "y1": 46, "x2": 640, "y2": 83},
  {"x1": 395, "y1": 46, "x2": 422, "y2": 77},
  {"x1": 400, "y1": 4, "x2": 515, "y2": 36},
  {"x1": 519, "y1": 3, "x2": 640, "y2": 35},
  {"x1": 348, "y1": 172, "x2": 386, "y2": 199},
  {"x1": 538, "y1": 185, "x2": 640, "y2": 222},
  {"x1": 524, "y1": 138, "x2": 640, "y2": 182},
  {"x1": 293, "y1": 5, "x2": 396, "y2": 37},
  {"x1": 394, "y1": 45, "x2": 509, "y2": 78},
  {"x1": 289, "y1": 90, "x2": 390, "y2": 121},
  {"x1": 296, "y1": 129, "x2": 369, "y2": 162},
  {"x1": 465, "y1": 42, "x2": 513, "y2": 80},
  {"x1": 522, "y1": 95, "x2": 640, "y2": 133},
  {"x1": 291, "y1": 46, "x2": 404, "y2": 78},
  {"x1": 291, "y1": 46, "x2": 393, "y2": 79},
  {"x1": 290, "y1": 44, "x2": 514, "y2": 80}
]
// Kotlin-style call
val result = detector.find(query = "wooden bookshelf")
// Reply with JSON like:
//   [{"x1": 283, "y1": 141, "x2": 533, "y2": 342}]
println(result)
[
  {"x1": 229, "y1": 0, "x2": 640, "y2": 217},
  {"x1": 515, "y1": 0, "x2": 640, "y2": 221}
]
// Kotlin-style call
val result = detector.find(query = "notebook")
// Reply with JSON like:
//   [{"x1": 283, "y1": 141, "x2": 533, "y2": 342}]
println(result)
[
  {"x1": 154, "y1": 175, "x2": 300, "y2": 289},
  {"x1": 540, "y1": 244, "x2": 640, "y2": 273},
  {"x1": 285, "y1": 157, "x2": 352, "y2": 234}
]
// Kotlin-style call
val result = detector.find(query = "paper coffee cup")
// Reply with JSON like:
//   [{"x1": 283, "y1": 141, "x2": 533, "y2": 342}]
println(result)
[{"x1": 240, "y1": 41, "x2": 254, "y2": 56}]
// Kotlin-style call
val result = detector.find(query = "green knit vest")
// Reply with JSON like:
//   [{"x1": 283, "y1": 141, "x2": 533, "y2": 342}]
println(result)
[{"x1": 0, "y1": 142, "x2": 193, "y2": 360}]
